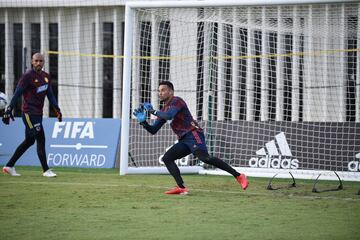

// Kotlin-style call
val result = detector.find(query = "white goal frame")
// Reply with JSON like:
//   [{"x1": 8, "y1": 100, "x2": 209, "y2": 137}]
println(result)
[{"x1": 120, "y1": 0, "x2": 359, "y2": 181}]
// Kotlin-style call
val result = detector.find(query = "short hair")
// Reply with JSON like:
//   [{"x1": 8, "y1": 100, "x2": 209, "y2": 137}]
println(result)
[
  {"x1": 32, "y1": 52, "x2": 44, "y2": 60},
  {"x1": 159, "y1": 81, "x2": 174, "y2": 91}
]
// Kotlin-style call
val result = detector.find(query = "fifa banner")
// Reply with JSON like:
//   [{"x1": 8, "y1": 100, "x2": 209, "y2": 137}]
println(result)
[
  {"x1": 130, "y1": 121, "x2": 360, "y2": 172},
  {"x1": 0, "y1": 118, "x2": 121, "y2": 168}
]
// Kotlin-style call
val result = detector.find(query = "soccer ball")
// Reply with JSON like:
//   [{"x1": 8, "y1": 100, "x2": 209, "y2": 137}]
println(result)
[{"x1": 0, "y1": 92, "x2": 8, "y2": 110}]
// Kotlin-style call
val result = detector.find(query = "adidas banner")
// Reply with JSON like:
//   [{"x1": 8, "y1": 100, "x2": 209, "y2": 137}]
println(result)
[{"x1": 130, "y1": 121, "x2": 360, "y2": 172}]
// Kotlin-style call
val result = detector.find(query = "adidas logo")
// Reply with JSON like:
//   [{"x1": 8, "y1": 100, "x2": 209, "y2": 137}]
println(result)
[
  {"x1": 348, "y1": 152, "x2": 360, "y2": 172},
  {"x1": 249, "y1": 132, "x2": 299, "y2": 169}
]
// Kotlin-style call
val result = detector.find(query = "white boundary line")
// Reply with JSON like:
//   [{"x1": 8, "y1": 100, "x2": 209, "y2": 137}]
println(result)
[
  {"x1": 1, "y1": 180, "x2": 359, "y2": 201},
  {"x1": 50, "y1": 144, "x2": 108, "y2": 150}
]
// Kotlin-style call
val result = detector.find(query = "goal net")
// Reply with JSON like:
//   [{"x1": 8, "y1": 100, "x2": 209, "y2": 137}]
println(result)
[{"x1": 121, "y1": 1, "x2": 360, "y2": 181}]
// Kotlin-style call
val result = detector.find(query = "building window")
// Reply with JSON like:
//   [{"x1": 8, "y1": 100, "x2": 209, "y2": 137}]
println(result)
[
  {"x1": 253, "y1": 30, "x2": 262, "y2": 121},
  {"x1": 103, "y1": 22, "x2": 114, "y2": 118},
  {"x1": 298, "y1": 34, "x2": 304, "y2": 122},
  {"x1": 346, "y1": 16, "x2": 357, "y2": 122},
  {"x1": 31, "y1": 23, "x2": 41, "y2": 57},
  {"x1": 238, "y1": 28, "x2": 247, "y2": 120},
  {"x1": 158, "y1": 21, "x2": 170, "y2": 82},
  {"x1": 139, "y1": 21, "x2": 151, "y2": 104},
  {"x1": 283, "y1": 34, "x2": 293, "y2": 121},
  {"x1": 0, "y1": 24, "x2": 5, "y2": 92},
  {"x1": 209, "y1": 22, "x2": 218, "y2": 121},
  {"x1": 13, "y1": 23, "x2": 22, "y2": 117},
  {"x1": 224, "y1": 23, "x2": 232, "y2": 120},
  {"x1": 196, "y1": 21, "x2": 204, "y2": 120},
  {"x1": 268, "y1": 32, "x2": 277, "y2": 121},
  {"x1": 49, "y1": 23, "x2": 58, "y2": 117}
]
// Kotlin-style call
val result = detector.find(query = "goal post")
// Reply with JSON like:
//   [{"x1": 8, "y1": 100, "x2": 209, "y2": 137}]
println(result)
[{"x1": 120, "y1": 0, "x2": 360, "y2": 181}]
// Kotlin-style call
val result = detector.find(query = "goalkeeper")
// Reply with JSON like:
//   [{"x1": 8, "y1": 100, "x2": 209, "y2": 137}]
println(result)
[
  {"x1": 2, "y1": 53, "x2": 62, "y2": 178},
  {"x1": 133, "y1": 81, "x2": 248, "y2": 195}
]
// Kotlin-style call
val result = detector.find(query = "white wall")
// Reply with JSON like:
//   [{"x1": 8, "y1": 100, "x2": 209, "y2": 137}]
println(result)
[{"x1": 0, "y1": 6, "x2": 125, "y2": 118}]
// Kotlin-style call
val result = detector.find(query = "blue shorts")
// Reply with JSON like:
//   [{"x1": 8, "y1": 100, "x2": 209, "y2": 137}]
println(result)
[{"x1": 179, "y1": 130, "x2": 208, "y2": 155}]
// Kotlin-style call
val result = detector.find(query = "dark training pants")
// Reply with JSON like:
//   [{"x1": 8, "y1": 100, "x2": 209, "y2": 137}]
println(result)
[
  {"x1": 161, "y1": 131, "x2": 239, "y2": 188},
  {"x1": 6, "y1": 113, "x2": 49, "y2": 172}
]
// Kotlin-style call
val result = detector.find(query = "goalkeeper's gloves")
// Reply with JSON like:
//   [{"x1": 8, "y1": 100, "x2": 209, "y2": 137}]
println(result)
[
  {"x1": 143, "y1": 102, "x2": 156, "y2": 115},
  {"x1": 56, "y1": 110, "x2": 62, "y2": 122},
  {"x1": 133, "y1": 106, "x2": 146, "y2": 123},
  {"x1": 2, "y1": 106, "x2": 14, "y2": 125}
]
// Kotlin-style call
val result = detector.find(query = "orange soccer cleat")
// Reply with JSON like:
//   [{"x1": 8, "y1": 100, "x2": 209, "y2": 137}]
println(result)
[
  {"x1": 164, "y1": 186, "x2": 189, "y2": 195},
  {"x1": 236, "y1": 174, "x2": 249, "y2": 190}
]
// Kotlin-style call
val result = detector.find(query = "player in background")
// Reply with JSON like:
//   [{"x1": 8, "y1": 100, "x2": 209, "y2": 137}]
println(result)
[
  {"x1": 133, "y1": 81, "x2": 248, "y2": 195},
  {"x1": 2, "y1": 53, "x2": 62, "y2": 177}
]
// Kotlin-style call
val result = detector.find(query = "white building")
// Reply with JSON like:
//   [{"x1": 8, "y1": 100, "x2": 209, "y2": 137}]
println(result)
[
  {"x1": 0, "y1": 0, "x2": 359, "y2": 122},
  {"x1": 0, "y1": 0, "x2": 127, "y2": 118}
]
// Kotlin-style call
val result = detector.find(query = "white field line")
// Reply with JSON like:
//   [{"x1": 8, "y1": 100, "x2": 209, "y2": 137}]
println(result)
[{"x1": 1, "y1": 180, "x2": 359, "y2": 201}]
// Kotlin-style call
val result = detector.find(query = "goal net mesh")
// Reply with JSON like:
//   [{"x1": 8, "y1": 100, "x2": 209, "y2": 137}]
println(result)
[{"x1": 127, "y1": 3, "x2": 360, "y2": 179}]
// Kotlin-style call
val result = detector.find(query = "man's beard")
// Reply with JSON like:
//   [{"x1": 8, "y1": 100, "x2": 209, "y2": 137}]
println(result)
[{"x1": 159, "y1": 97, "x2": 168, "y2": 103}]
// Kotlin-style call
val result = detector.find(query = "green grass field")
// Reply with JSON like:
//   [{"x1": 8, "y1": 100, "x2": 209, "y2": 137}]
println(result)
[{"x1": 0, "y1": 166, "x2": 359, "y2": 240}]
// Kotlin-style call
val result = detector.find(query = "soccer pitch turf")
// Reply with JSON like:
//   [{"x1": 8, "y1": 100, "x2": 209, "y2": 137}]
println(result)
[{"x1": 0, "y1": 166, "x2": 359, "y2": 240}]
